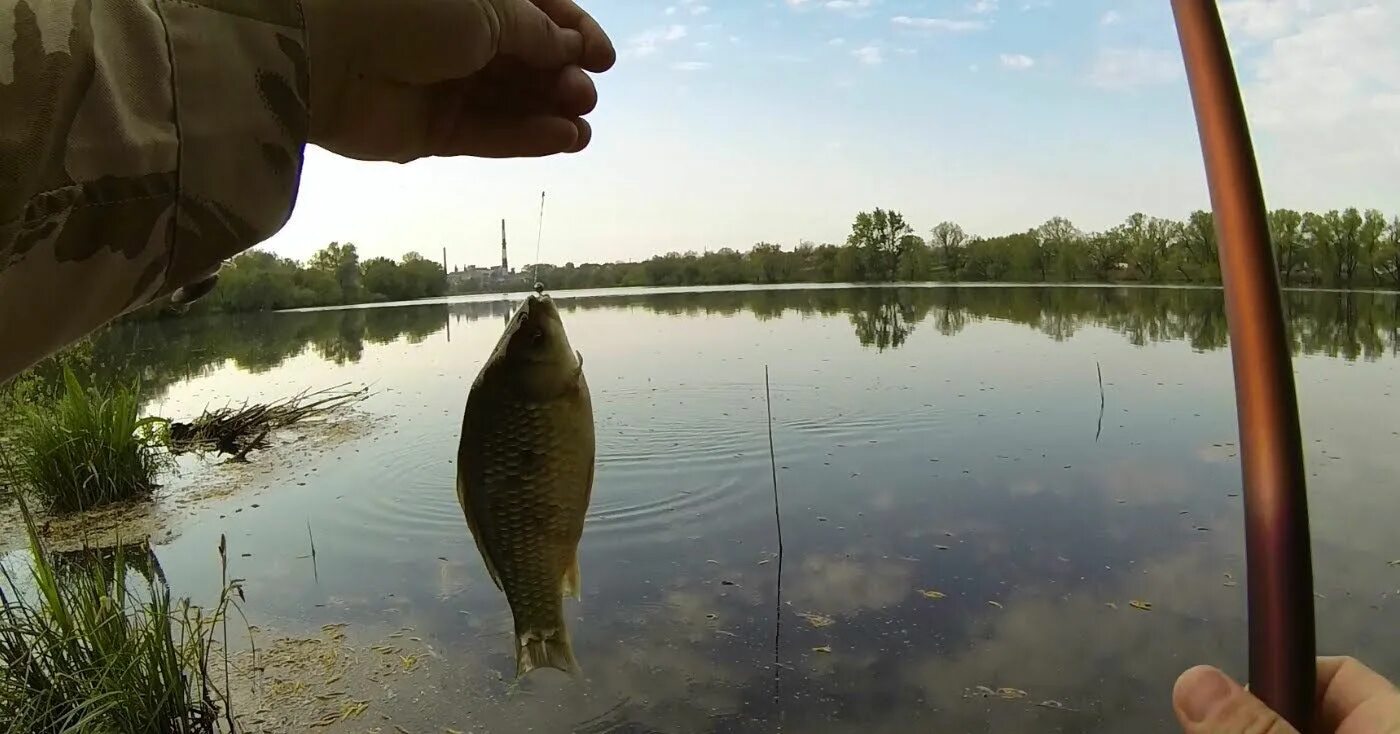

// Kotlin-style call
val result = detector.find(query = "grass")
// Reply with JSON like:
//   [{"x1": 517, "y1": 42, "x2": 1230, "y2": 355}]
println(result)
[
  {"x1": 3, "y1": 367, "x2": 170, "y2": 514},
  {"x1": 0, "y1": 499, "x2": 243, "y2": 733}
]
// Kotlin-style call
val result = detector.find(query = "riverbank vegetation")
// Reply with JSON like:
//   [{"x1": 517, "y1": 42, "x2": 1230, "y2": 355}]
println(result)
[
  {"x1": 153, "y1": 207, "x2": 1400, "y2": 315},
  {"x1": 3, "y1": 369, "x2": 169, "y2": 514},
  {"x1": 0, "y1": 504, "x2": 239, "y2": 733}
]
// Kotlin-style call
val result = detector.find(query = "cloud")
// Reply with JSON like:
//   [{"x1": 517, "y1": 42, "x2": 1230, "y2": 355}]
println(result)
[
  {"x1": 829, "y1": 37, "x2": 847, "y2": 46},
  {"x1": 891, "y1": 16, "x2": 987, "y2": 32},
  {"x1": 1088, "y1": 48, "x2": 1180, "y2": 90},
  {"x1": 1100, "y1": 10, "x2": 1121, "y2": 26},
  {"x1": 999, "y1": 53, "x2": 1035, "y2": 70},
  {"x1": 852, "y1": 45, "x2": 884, "y2": 65},
  {"x1": 671, "y1": 61, "x2": 712, "y2": 71},
  {"x1": 825, "y1": 0, "x2": 873, "y2": 9},
  {"x1": 626, "y1": 24, "x2": 688, "y2": 58},
  {"x1": 1220, "y1": 0, "x2": 1304, "y2": 40},
  {"x1": 967, "y1": 0, "x2": 998, "y2": 13}
]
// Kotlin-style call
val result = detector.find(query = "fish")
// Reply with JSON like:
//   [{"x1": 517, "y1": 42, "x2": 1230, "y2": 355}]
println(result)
[{"x1": 456, "y1": 294, "x2": 595, "y2": 676}]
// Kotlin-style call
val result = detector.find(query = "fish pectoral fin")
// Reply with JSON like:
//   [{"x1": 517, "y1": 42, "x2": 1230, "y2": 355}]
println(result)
[
  {"x1": 573, "y1": 350, "x2": 585, "y2": 381},
  {"x1": 516, "y1": 627, "x2": 579, "y2": 678},
  {"x1": 561, "y1": 556, "x2": 582, "y2": 601}
]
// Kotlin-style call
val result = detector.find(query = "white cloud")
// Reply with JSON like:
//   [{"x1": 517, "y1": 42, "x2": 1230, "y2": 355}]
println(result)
[
  {"x1": 671, "y1": 61, "x2": 712, "y2": 71},
  {"x1": 891, "y1": 16, "x2": 986, "y2": 32},
  {"x1": 626, "y1": 24, "x2": 689, "y2": 58},
  {"x1": 852, "y1": 45, "x2": 884, "y2": 65},
  {"x1": 1220, "y1": 0, "x2": 1304, "y2": 41},
  {"x1": 967, "y1": 0, "x2": 999, "y2": 13},
  {"x1": 829, "y1": 37, "x2": 847, "y2": 46},
  {"x1": 1100, "y1": 10, "x2": 1121, "y2": 26},
  {"x1": 999, "y1": 53, "x2": 1035, "y2": 70},
  {"x1": 689, "y1": 4, "x2": 710, "y2": 15},
  {"x1": 1088, "y1": 48, "x2": 1180, "y2": 90},
  {"x1": 665, "y1": 5, "x2": 676, "y2": 15},
  {"x1": 1244, "y1": 4, "x2": 1399, "y2": 124}
]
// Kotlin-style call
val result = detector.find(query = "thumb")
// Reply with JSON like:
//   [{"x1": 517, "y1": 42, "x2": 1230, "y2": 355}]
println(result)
[
  {"x1": 496, "y1": 0, "x2": 585, "y2": 68},
  {"x1": 1173, "y1": 666, "x2": 1298, "y2": 734}
]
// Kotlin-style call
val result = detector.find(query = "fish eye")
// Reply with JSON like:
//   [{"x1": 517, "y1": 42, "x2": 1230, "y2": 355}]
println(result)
[{"x1": 530, "y1": 328, "x2": 544, "y2": 344}]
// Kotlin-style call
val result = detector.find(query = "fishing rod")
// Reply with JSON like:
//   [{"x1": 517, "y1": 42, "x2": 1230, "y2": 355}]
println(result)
[{"x1": 1170, "y1": 1, "x2": 1315, "y2": 729}]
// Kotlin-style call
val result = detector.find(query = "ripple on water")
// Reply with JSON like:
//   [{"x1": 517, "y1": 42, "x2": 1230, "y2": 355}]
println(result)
[{"x1": 327, "y1": 383, "x2": 780, "y2": 554}]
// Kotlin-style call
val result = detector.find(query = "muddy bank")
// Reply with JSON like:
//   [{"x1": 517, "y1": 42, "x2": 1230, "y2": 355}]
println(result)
[{"x1": 0, "y1": 411, "x2": 378, "y2": 555}]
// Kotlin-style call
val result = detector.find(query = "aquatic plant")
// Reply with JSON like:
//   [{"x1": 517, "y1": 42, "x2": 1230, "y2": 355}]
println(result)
[
  {"x1": 0, "y1": 500, "x2": 241, "y2": 733},
  {"x1": 4, "y1": 367, "x2": 170, "y2": 513}
]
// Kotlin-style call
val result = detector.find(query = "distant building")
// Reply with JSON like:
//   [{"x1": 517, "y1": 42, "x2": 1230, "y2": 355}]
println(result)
[{"x1": 445, "y1": 219, "x2": 515, "y2": 290}]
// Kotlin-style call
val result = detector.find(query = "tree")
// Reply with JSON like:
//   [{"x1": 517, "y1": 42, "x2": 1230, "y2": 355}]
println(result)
[
  {"x1": 896, "y1": 235, "x2": 932, "y2": 281},
  {"x1": 1376, "y1": 216, "x2": 1400, "y2": 289},
  {"x1": 400, "y1": 251, "x2": 448, "y2": 299},
  {"x1": 1175, "y1": 210, "x2": 1220, "y2": 282},
  {"x1": 1269, "y1": 209, "x2": 1306, "y2": 286},
  {"x1": 1121, "y1": 213, "x2": 1173, "y2": 282},
  {"x1": 1035, "y1": 217, "x2": 1081, "y2": 281},
  {"x1": 847, "y1": 209, "x2": 912, "y2": 282},
  {"x1": 361, "y1": 257, "x2": 405, "y2": 300},
  {"x1": 929, "y1": 222, "x2": 968, "y2": 279},
  {"x1": 747, "y1": 242, "x2": 789, "y2": 284},
  {"x1": 309, "y1": 242, "x2": 361, "y2": 302},
  {"x1": 1083, "y1": 230, "x2": 1128, "y2": 281}
]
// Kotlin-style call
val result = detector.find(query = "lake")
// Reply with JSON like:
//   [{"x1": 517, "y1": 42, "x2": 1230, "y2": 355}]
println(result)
[{"x1": 21, "y1": 285, "x2": 1400, "y2": 732}]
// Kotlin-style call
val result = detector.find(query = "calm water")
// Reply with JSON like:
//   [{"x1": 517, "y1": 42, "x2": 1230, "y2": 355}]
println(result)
[{"x1": 39, "y1": 286, "x2": 1400, "y2": 731}]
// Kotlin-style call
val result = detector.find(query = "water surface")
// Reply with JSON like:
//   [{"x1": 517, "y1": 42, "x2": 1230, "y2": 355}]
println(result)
[{"x1": 34, "y1": 286, "x2": 1400, "y2": 732}]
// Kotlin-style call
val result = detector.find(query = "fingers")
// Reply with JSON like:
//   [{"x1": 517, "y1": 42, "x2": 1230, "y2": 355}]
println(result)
[
  {"x1": 1315, "y1": 656, "x2": 1400, "y2": 734},
  {"x1": 529, "y1": 0, "x2": 617, "y2": 72},
  {"x1": 1173, "y1": 666, "x2": 1298, "y2": 734},
  {"x1": 435, "y1": 113, "x2": 588, "y2": 158},
  {"x1": 460, "y1": 60, "x2": 597, "y2": 118},
  {"x1": 496, "y1": 0, "x2": 585, "y2": 69}
]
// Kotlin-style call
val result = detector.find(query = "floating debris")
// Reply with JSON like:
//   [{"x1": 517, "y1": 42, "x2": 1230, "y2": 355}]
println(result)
[
  {"x1": 811, "y1": 645, "x2": 833, "y2": 654},
  {"x1": 918, "y1": 590, "x2": 947, "y2": 600},
  {"x1": 1129, "y1": 600, "x2": 1153, "y2": 611},
  {"x1": 168, "y1": 385, "x2": 368, "y2": 457},
  {"x1": 798, "y1": 612, "x2": 835, "y2": 628},
  {"x1": 987, "y1": 600, "x2": 1004, "y2": 609}
]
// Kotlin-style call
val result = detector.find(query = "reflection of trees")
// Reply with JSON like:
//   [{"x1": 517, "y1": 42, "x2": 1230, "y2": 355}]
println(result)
[
  {"x1": 41, "y1": 287, "x2": 1398, "y2": 408},
  {"x1": 846, "y1": 290, "x2": 929, "y2": 351}
]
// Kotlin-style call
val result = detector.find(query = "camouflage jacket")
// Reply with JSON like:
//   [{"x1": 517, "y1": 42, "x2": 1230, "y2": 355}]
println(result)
[{"x1": 0, "y1": 0, "x2": 307, "y2": 382}]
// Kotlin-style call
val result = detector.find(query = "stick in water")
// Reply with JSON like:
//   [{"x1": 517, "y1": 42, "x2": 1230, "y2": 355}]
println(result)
[
  {"x1": 765, "y1": 366, "x2": 785, "y2": 723},
  {"x1": 1096, "y1": 361, "x2": 1106, "y2": 443}
]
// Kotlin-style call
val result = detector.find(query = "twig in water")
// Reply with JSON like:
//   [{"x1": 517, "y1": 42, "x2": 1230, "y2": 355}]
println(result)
[
  {"x1": 765, "y1": 366, "x2": 784, "y2": 726},
  {"x1": 307, "y1": 521, "x2": 319, "y2": 584},
  {"x1": 1096, "y1": 361, "x2": 1106, "y2": 443}
]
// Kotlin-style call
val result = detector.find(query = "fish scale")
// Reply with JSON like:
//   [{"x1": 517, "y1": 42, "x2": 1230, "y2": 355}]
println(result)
[{"x1": 456, "y1": 294, "x2": 595, "y2": 677}]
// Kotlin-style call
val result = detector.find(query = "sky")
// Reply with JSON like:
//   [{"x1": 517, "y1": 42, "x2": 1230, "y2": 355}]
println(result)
[{"x1": 261, "y1": 0, "x2": 1400, "y2": 270}]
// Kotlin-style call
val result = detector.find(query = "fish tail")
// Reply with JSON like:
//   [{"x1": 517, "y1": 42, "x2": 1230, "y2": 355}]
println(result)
[{"x1": 515, "y1": 624, "x2": 579, "y2": 677}]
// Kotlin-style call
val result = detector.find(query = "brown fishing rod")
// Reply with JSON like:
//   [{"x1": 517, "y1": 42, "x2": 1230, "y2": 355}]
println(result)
[{"x1": 1170, "y1": 1, "x2": 1315, "y2": 729}]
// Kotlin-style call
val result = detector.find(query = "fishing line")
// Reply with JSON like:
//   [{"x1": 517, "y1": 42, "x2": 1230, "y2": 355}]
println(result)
[
  {"x1": 533, "y1": 190, "x2": 546, "y2": 293},
  {"x1": 765, "y1": 365, "x2": 785, "y2": 725}
]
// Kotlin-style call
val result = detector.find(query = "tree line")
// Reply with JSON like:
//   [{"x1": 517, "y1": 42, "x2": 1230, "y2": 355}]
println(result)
[
  {"x1": 514, "y1": 207, "x2": 1400, "y2": 293},
  {"x1": 170, "y1": 243, "x2": 449, "y2": 314},
  {"x1": 154, "y1": 206, "x2": 1400, "y2": 315}
]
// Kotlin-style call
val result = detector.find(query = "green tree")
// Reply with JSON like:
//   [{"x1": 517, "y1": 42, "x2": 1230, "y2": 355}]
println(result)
[
  {"x1": 361, "y1": 256, "x2": 404, "y2": 300},
  {"x1": 309, "y1": 242, "x2": 360, "y2": 302},
  {"x1": 847, "y1": 209, "x2": 912, "y2": 282},
  {"x1": 929, "y1": 221, "x2": 968, "y2": 279},
  {"x1": 1269, "y1": 209, "x2": 1307, "y2": 286},
  {"x1": 1174, "y1": 210, "x2": 1220, "y2": 282},
  {"x1": 400, "y1": 251, "x2": 448, "y2": 299},
  {"x1": 1121, "y1": 213, "x2": 1173, "y2": 282},
  {"x1": 1035, "y1": 217, "x2": 1081, "y2": 281},
  {"x1": 1376, "y1": 216, "x2": 1400, "y2": 289}
]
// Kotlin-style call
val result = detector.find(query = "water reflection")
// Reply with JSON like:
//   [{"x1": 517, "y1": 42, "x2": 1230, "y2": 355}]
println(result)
[
  {"x1": 20, "y1": 286, "x2": 1399, "y2": 732},
  {"x1": 69, "y1": 287, "x2": 1400, "y2": 406}
]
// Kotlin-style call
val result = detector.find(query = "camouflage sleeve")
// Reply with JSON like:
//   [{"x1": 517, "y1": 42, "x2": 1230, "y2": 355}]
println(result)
[{"x1": 0, "y1": 0, "x2": 308, "y2": 382}]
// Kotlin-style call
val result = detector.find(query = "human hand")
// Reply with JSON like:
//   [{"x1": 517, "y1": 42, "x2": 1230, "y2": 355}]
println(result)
[
  {"x1": 302, "y1": 0, "x2": 616, "y2": 162},
  {"x1": 1174, "y1": 657, "x2": 1400, "y2": 733}
]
